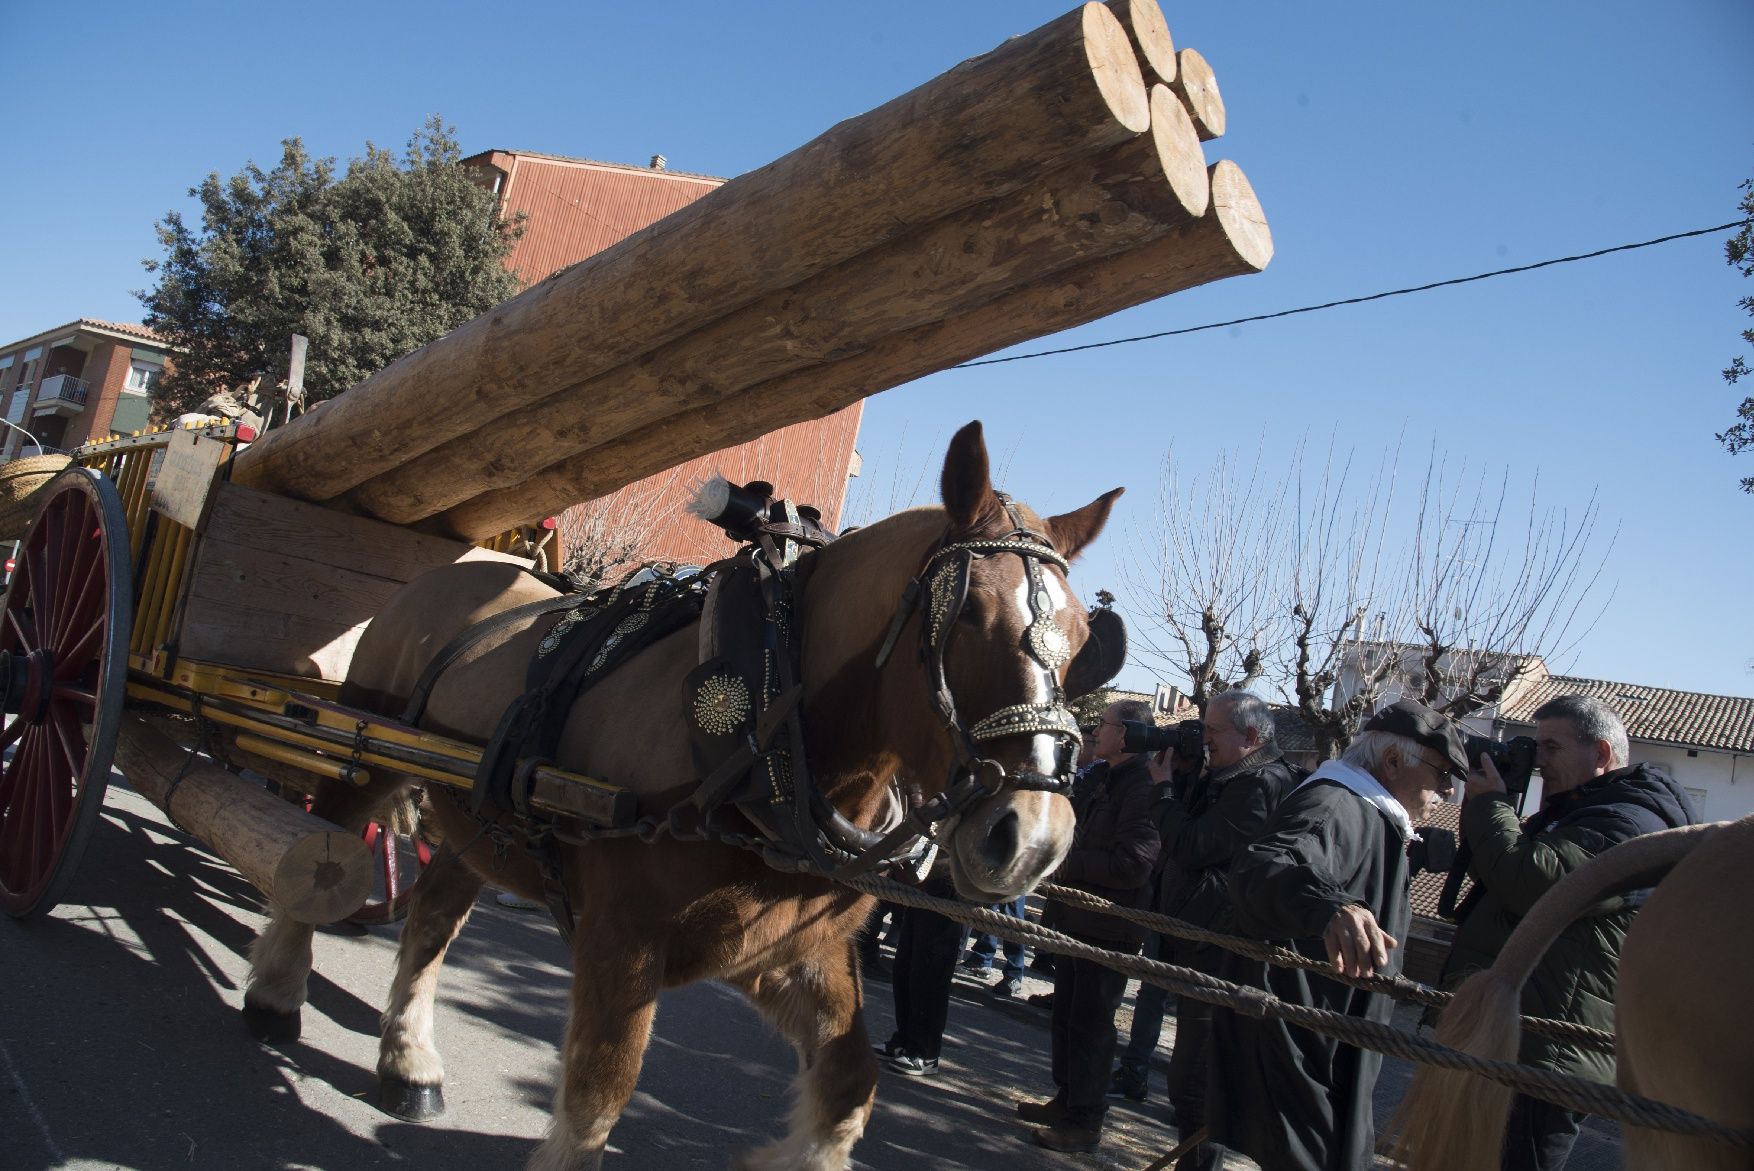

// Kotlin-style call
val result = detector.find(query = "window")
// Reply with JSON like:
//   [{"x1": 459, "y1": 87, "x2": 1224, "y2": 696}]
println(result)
[
  {"x1": 14, "y1": 347, "x2": 41, "y2": 395},
  {"x1": 124, "y1": 362, "x2": 160, "y2": 394}
]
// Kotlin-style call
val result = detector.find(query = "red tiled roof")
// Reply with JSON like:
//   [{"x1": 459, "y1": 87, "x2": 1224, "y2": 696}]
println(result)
[
  {"x1": 1409, "y1": 800, "x2": 1469, "y2": 924},
  {"x1": 1498, "y1": 675, "x2": 1754, "y2": 754},
  {"x1": 81, "y1": 319, "x2": 168, "y2": 344}
]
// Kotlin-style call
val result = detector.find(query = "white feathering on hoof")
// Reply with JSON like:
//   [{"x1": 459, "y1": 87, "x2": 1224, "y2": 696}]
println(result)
[{"x1": 689, "y1": 475, "x2": 732, "y2": 523}]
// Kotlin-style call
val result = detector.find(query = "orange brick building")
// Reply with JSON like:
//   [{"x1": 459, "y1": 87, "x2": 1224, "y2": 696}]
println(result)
[
  {"x1": 0, "y1": 320, "x2": 172, "y2": 459},
  {"x1": 461, "y1": 150, "x2": 864, "y2": 571}
]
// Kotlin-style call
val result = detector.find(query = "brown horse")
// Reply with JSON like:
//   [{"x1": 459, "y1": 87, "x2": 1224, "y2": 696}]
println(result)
[
  {"x1": 243, "y1": 421, "x2": 1121, "y2": 1170},
  {"x1": 1389, "y1": 815, "x2": 1754, "y2": 1170}
]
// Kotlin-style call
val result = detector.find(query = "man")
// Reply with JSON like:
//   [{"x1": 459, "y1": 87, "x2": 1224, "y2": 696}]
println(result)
[
  {"x1": 1018, "y1": 699, "x2": 1161, "y2": 1153},
  {"x1": 1210, "y1": 698, "x2": 1466, "y2": 1171},
  {"x1": 1440, "y1": 695, "x2": 1697, "y2": 1170},
  {"x1": 1113, "y1": 690, "x2": 1299, "y2": 1170}
]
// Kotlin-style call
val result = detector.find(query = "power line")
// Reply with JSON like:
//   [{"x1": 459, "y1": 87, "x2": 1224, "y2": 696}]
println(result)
[{"x1": 955, "y1": 219, "x2": 1750, "y2": 369}]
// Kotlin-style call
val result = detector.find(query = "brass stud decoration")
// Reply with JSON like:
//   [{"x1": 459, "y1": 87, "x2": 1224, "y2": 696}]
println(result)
[
  {"x1": 1027, "y1": 616, "x2": 1071, "y2": 670},
  {"x1": 693, "y1": 673, "x2": 752, "y2": 736}
]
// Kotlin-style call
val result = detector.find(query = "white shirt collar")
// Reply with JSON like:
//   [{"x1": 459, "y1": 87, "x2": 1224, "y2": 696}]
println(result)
[{"x1": 1298, "y1": 759, "x2": 1413, "y2": 840}]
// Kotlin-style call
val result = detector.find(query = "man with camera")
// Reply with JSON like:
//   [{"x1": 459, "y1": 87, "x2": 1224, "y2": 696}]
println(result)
[
  {"x1": 1209, "y1": 698, "x2": 1467, "y2": 1171},
  {"x1": 1111, "y1": 690, "x2": 1297, "y2": 1171},
  {"x1": 1440, "y1": 695, "x2": 1698, "y2": 1170},
  {"x1": 1018, "y1": 698, "x2": 1161, "y2": 1153}
]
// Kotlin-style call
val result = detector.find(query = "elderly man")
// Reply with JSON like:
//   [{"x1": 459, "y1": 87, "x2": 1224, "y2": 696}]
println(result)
[
  {"x1": 1440, "y1": 695, "x2": 1697, "y2": 1170},
  {"x1": 1112, "y1": 690, "x2": 1298, "y2": 1171},
  {"x1": 1209, "y1": 698, "x2": 1465, "y2": 1171},
  {"x1": 1018, "y1": 698, "x2": 1161, "y2": 1153}
]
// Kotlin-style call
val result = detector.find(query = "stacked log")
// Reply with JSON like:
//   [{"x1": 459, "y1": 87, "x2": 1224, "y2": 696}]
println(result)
[{"x1": 228, "y1": 0, "x2": 1269, "y2": 537}]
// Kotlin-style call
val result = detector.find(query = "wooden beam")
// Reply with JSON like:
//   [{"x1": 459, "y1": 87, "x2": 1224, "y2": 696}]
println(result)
[
  {"x1": 1170, "y1": 47, "x2": 1226, "y2": 141},
  {"x1": 436, "y1": 159, "x2": 1272, "y2": 539},
  {"x1": 1105, "y1": 0, "x2": 1177, "y2": 84},
  {"x1": 229, "y1": 4, "x2": 1149, "y2": 505}
]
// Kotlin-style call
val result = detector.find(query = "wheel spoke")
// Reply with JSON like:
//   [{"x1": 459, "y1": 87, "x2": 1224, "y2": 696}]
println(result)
[
  {"x1": 51, "y1": 533, "x2": 104, "y2": 656},
  {"x1": 0, "y1": 715, "x2": 24, "y2": 751},
  {"x1": 55, "y1": 612, "x2": 108, "y2": 681},
  {"x1": 49, "y1": 704, "x2": 88, "y2": 794},
  {"x1": 0, "y1": 726, "x2": 43, "y2": 887},
  {"x1": 21, "y1": 534, "x2": 51, "y2": 654},
  {"x1": 49, "y1": 497, "x2": 99, "y2": 651}
]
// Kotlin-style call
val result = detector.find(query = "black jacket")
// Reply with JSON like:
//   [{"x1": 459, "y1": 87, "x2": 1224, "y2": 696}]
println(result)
[
  {"x1": 1051, "y1": 754, "x2": 1161, "y2": 947},
  {"x1": 1211, "y1": 772, "x2": 1412, "y2": 1171},
  {"x1": 1154, "y1": 749, "x2": 1297, "y2": 974},
  {"x1": 1440, "y1": 762, "x2": 1698, "y2": 1082}
]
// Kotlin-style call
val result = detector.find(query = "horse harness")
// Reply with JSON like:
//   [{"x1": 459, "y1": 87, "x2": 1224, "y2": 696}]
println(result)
[{"x1": 412, "y1": 486, "x2": 1088, "y2": 938}]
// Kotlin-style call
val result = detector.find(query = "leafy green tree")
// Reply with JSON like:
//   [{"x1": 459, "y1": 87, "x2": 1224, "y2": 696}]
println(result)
[
  {"x1": 1716, "y1": 175, "x2": 1754, "y2": 491},
  {"x1": 139, "y1": 116, "x2": 522, "y2": 418}
]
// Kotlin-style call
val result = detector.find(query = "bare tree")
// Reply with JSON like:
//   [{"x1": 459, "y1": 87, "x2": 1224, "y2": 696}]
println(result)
[
  {"x1": 556, "y1": 469, "x2": 690, "y2": 591},
  {"x1": 1125, "y1": 438, "x2": 1612, "y2": 758}
]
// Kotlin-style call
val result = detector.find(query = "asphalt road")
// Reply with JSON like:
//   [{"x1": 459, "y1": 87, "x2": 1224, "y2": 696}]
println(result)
[{"x1": 1, "y1": 781, "x2": 1625, "y2": 1171}]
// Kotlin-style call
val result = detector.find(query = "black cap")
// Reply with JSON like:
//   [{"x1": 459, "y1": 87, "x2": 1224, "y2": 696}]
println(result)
[{"x1": 1362, "y1": 699, "x2": 1468, "y2": 779}]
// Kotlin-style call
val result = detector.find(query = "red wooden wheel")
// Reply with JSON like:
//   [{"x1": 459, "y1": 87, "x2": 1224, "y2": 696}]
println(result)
[
  {"x1": 0, "y1": 468, "x2": 131, "y2": 918},
  {"x1": 350, "y1": 809, "x2": 434, "y2": 925}
]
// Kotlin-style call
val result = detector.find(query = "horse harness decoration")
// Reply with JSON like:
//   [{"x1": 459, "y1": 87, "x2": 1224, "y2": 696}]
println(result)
[{"x1": 417, "y1": 483, "x2": 1101, "y2": 936}]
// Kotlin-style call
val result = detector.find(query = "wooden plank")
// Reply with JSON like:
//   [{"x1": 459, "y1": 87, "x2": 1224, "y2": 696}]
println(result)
[{"x1": 150, "y1": 428, "x2": 229, "y2": 529}]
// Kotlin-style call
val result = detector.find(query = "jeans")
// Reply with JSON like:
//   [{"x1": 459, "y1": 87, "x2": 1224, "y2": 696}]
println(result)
[
  {"x1": 1503, "y1": 1093, "x2": 1583, "y2": 1171},
  {"x1": 963, "y1": 895, "x2": 1028, "y2": 979},
  {"x1": 1117, "y1": 933, "x2": 1173, "y2": 1083}
]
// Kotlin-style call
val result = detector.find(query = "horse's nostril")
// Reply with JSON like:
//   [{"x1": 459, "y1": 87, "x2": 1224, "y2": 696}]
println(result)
[{"x1": 977, "y1": 809, "x2": 1020, "y2": 870}]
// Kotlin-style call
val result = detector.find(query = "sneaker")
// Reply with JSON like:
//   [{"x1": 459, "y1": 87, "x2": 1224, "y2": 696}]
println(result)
[
  {"x1": 1025, "y1": 991, "x2": 1055, "y2": 1009},
  {"x1": 872, "y1": 1036, "x2": 906, "y2": 1060},
  {"x1": 960, "y1": 953, "x2": 994, "y2": 971},
  {"x1": 888, "y1": 1051, "x2": 938, "y2": 1076},
  {"x1": 1016, "y1": 1096, "x2": 1070, "y2": 1126},
  {"x1": 992, "y1": 974, "x2": 1025, "y2": 997},
  {"x1": 495, "y1": 890, "x2": 545, "y2": 910},
  {"x1": 1106, "y1": 1068, "x2": 1148, "y2": 1102},
  {"x1": 1032, "y1": 1121, "x2": 1102, "y2": 1153}
]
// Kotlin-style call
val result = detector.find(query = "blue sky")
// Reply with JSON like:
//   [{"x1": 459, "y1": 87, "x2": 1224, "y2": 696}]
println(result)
[{"x1": 2, "y1": 1, "x2": 1750, "y2": 699}]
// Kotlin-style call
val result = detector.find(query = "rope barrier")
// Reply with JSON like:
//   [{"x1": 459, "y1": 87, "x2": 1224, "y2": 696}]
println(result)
[
  {"x1": 840, "y1": 873, "x2": 1754, "y2": 1148},
  {"x1": 1037, "y1": 882, "x2": 1617, "y2": 1053}
]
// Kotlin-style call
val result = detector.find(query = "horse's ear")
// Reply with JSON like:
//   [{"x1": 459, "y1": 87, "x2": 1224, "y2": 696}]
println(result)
[
  {"x1": 940, "y1": 420, "x2": 1005, "y2": 532},
  {"x1": 1065, "y1": 606, "x2": 1128, "y2": 699},
  {"x1": 1045, "y1": 488, "x2": 1124, "y2": 562}
]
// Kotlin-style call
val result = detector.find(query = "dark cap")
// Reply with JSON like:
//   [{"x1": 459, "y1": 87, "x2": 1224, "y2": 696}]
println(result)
[{"x1": 1362, "y1": 698, "x2": 1468, "y2": 778}]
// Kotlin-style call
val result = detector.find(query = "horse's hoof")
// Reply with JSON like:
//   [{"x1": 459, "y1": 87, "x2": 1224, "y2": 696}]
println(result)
[
  {"x1": 379, "y1": 1076, "x2": 446, "y2": 1122},
  {"x1": 242, "y1": 1001, "x2": 301, "y2": 1046}
]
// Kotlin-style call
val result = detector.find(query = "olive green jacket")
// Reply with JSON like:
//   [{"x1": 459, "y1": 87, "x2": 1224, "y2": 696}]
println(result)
[{"x1": 1438, "y1": 765, "x2": 1696, "y2": 1083}]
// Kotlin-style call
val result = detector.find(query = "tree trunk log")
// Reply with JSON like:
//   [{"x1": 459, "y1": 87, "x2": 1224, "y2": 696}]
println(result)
[
  {"x1": 229, "y1": 3, "x2": 1149, "y2": 506},
  {"x1": 437, "y1": 159, "x2": 1271, "y2": 539},
  {"x1": 1105, "y1": 0, "x2": 1177, "y2": 84},
  {"x1": 1171, "y1": 47, "x2": 1226, "y2": 140},
  {"x1": 114, "y1": 714, "x2": 374, "y2": 924},
  {"x1": 347, "y1": 89, "x2": 1208, "y2": 525}
]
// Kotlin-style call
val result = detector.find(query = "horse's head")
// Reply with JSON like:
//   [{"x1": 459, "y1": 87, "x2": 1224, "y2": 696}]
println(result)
[{"x1": 801, "y1": 421, "x2": 1123, "y2": 902}]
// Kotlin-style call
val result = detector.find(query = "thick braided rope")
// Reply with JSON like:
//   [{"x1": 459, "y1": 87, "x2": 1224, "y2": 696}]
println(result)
[
  {"x1": 841, "y1": 874, "x2": 1753, "y2": 1147},
  {"x1": 1039, "y1": 882, "x2": 1616, "y2": 1053}
]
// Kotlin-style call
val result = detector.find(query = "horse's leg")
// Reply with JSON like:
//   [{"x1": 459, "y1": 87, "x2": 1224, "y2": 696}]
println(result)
[
  {"x1": 731, "y1": 935, "x2": 877, "y2": 1171},
  {"x1": 527, "y1": 925, "x2": 662, "y2": 1171},
  {"x1": 243, "y1": 776, "x2": 407, "y2": 1044},
  {"x1": 376, "y1": 843, "x2": 486, "y2": 1121}
]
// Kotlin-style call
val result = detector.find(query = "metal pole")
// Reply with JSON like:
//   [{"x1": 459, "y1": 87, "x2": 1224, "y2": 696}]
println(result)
[{"x1": 0, "y1": 416, "x2": 45, "y2": 457}]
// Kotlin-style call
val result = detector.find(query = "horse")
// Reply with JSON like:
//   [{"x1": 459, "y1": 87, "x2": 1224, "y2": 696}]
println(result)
[
  {"x1": 1389, "y1": 814, "x2": 1754, "y2": 1171},
  {"x1": 241, "y1": 421, "x2": 1123, "y2": 1171}
]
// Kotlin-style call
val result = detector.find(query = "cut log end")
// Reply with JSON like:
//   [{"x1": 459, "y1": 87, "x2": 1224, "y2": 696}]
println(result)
[
  {"x1": 1147, "y1": 86, "x2": 1210, "y2": 220},
  {"x1": 1172, "y1": 47, "x2": 1226, "y2": 140},
  {"x1": 1081, "y1": 3, "x2": 1152, "y2": 134},
  {"x1": 274, "y1": 830, "x2": 376, "y2": 925},
  {"x1": 1210, "y1": 161, "x2": 1273, "y2": 272},
  {"x1": 1105, "y1": 0, "x2": 1176, "y2": 85}
]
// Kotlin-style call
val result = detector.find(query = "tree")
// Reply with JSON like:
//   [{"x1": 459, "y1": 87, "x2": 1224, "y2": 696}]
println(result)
[
  {"x1": 1123, "y1": 440, "x2": 1612, "y2": 758},
  {"x1": 1716, "y1": 174, "x2": 1754, "y2": 492},
  {"x1": 139, "y1": 116, "x2": 522, "y2": 418}
]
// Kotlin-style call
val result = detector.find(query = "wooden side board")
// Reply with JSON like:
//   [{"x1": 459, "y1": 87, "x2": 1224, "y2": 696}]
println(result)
[{"x1": 174, "y1": 480, "x2": 527, "y2": 682}]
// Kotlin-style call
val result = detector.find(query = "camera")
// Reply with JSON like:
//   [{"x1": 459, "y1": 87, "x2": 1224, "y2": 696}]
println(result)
[
  {"x1": 1464, "y1": 733, "x2": 1538, "y2": 803},
  {"x1": 1122, "y1": 718, "x2": 1204, "y2": 759}
]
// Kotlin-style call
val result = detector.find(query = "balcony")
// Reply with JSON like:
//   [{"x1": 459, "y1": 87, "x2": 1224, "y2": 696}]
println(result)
[{"x1": 30, "y1": 374, "x2": 89, "y2": 418}]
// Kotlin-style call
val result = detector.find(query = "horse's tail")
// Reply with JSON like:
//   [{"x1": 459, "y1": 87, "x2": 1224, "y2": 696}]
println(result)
[{"x1": 1386, "y1": 820, "x2": 1719, "y2": 1171}]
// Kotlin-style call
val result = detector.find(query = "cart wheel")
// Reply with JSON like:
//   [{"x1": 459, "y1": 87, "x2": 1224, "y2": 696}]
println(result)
[
  {"x1": 0, "y1": 468, "x2": 131, "y2": 918},
  {"x1": 349, "y1": 808, "x2": 434, "y2": 925}
]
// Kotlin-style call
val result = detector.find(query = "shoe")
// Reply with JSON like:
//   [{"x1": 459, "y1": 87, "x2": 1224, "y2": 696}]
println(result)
[
  {"x1": 961, "y1": 953, "x2": 994, "y2": 972},
  {"x1": 872, "y1": 1036, "x2": 906, "y2": 1060},
  {"x1": 992, "y1": 974, "x2": 1025, "y2": 997},
  {"x1": 1025, "y1": 991, "x2": 1055, "y2": 1009},
  {"x1": 495, "y1": 890, "x2": 545, "y2": 910},
  {"x1": 1032, "y1": 1122, "x2": 1102, "y2": 1153},
  {"x1": 888, "y1": 1051, "x2": 938, "y2": 1076},
  {"x1": 1016, "y1": 1096, "x2": 1069, "y2": 1126},
  {"x1": 1107, "y1": 1068, "x2": 1148, "y2": 1103}
]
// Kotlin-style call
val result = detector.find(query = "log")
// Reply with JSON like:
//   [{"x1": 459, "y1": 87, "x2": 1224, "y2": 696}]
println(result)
[
  {"x1": 230, "y1": 4, "x2": 1149, "y2": 505},
  {"x1": 1104, "y1": 0, "x2": 1176, "y2": 84},
  {"x1": 114, "y1": 714, "x2": 374, "y2": 924},
  {"x1": 1170, "y1": 47, "x2": 1226, "y2": 140},
  {"x1": 346, "y1": 87, "x2": 1210, "y2": 525},
  {"x1": 437, "y1": 159, "x2": 1271, "y2": 538}
]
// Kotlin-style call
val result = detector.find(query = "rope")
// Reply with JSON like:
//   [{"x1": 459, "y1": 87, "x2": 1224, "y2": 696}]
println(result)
[
  {"x1": 1037, "y1": 882, "x2": 1617, "y2": 1053},
  {"x1": 840, "y1": 873, "x2": 1754, "y2": 1148}
]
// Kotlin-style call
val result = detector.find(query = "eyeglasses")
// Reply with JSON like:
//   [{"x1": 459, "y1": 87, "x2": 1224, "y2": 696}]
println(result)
[
  {"x1": 1097, "y1": 719, "x2": 1124, "y2": 730},
  {"x1": 1416, "y1": 751, "x2": 1456, "y2": 783}
]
